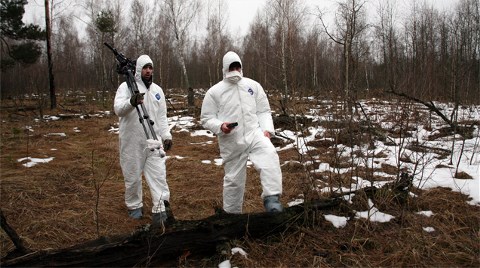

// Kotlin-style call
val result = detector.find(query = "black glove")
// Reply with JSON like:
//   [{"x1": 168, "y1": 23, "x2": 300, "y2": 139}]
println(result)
[
  {"x1": 163, "y1": 139, "x2": 172, "y2": 151},
  {"x1": 130, "y1": 93, "x2": 145, "y2": 107}
]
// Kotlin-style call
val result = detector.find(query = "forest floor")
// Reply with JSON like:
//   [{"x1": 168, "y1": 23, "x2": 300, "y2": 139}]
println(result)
[{"x1": 1, "y1": 92, "x2": 479, "y2": 267}]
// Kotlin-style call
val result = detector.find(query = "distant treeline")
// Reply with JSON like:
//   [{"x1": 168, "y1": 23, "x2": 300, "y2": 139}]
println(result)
[{"x1": 1, "y1": 0, "x2": 479, "y2": 104}]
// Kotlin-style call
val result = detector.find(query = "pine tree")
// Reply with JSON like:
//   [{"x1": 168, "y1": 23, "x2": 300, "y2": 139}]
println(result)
[{"x1": 0, "y1": 0, "x2": 45, "y2": 70}]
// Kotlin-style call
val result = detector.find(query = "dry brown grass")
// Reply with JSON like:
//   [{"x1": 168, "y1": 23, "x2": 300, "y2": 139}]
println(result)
[{"x1": 1, "y1": 97, "x2": 479, "y2": 267}]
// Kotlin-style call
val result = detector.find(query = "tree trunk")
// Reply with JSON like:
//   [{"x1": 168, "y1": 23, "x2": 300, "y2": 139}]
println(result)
[{"x1": 45, "y1": 0, "x2": 56, "y2": 110}]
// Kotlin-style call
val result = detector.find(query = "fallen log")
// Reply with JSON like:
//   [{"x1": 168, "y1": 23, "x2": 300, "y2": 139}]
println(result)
[{"x1": 2, "y1": 199, "x2": 342, "y2": 267}]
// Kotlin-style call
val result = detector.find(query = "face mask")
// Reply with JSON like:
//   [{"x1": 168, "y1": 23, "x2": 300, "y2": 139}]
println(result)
[{"x1": 225, "y1": 70, "x2": 243, "y2": 84}]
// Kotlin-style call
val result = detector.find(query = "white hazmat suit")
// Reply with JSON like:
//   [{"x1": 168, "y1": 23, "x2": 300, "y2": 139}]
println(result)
[
  {"x1": 201, "y1": 51, "x2": 282, "y2": 214},
  {"x1": 114, "y1": 55, "x2": 172, "y2": 215}
]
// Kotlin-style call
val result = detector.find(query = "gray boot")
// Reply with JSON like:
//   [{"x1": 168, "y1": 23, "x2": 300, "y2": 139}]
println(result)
[
  {"x1": 128, "y1": 207, "x2": 143, "y2": 219},
  {"x1": 263, "y1": 195, "x2": 283, "y2": 213},
  {"x1": 152, "y1": 212, "x2": 168, "y2": 227}
]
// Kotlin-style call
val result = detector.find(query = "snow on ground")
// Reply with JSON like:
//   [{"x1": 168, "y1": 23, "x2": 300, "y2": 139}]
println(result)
[
  {"x1": 17, "y1": 156, "x2": 55, "y2": 168},
  {"x1": 20, "y1": 100, "x2": 480, "y2": 222},
  {"x1": 354, "y1": 199, "x2": 395, "y2": 223},
  {"x1": 14, "y1": 99, "x2": 479, "y2": 267},
  {"x1": 165, "y1": 100, "x2": 480, "y2": 228},
  {"x1": 416, "y1": 210, "x2": 435, "y2": 217}
]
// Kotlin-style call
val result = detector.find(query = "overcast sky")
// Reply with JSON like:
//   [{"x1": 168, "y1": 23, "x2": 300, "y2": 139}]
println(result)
[
  {"x1": 24, "y1": 0, "x2": 460, "y2": 39},
  {"x1": 225, "y1": 0, "x2": 461, "y2": 33}
]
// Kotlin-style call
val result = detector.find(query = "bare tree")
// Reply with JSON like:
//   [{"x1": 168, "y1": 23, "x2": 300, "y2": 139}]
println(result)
[
  {"x1": 267, "y1": 0, "x2": 306, "y2": 115},
  {"x1": 162, "y1": 0, "x2": 201, "y2": 89},
  {"x1": 374, "y1": 0, "x2": 399, "y2": 92},
  {"x1": 452, "y1": 0, "x2": 480, "y2": 103},
  {"x1": 149, "y1": 2, "x2": 173, "y2": 90},
  {"x1": 242, "y1": 12, "x2": 270, "y2": 88},
  {"x1": 81, "y1": 0, "x2": 125, "y2": 104},
  {"x1": 129, "y1": 0, "x2": 154, "y2": 55},
  {"x1": 43, "y1": 0, "x2": 73, "y2": 108},
  {"x1": 1, "y1": 0, "x2": 477, "y2": 107},
  {"x1": 203, "y1": 0, "x2": 229, "y2": 87},
  {"x1": 54, "y1": 16, "x2": 83, "y2": 92},
  {"x1": 316, "y1": 0, "x2": 368, "y2": 109},
  {"x1": 95, "y1": 9, "x2": 118, "y2": 107},
  {"x1": 44, "y1": 0, "x2": 56, "y2": 109}
]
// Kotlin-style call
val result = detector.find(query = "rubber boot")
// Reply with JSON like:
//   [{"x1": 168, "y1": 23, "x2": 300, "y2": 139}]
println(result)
[
  {"x1": 128, "y1": 207, "x2": 143, "y2": 219},
  {"x1": 263, "y1": 195, "x2": 283, "y2": 213}
]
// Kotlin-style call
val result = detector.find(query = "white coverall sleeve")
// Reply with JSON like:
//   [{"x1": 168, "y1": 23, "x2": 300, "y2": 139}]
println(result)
[
  {"x1": 157, "y1": 90, "x2": 172, "y2": 141},
  {"x1": 114, "y1": 82, "x2": 135, "y2": 117},
  {"x1": 255, "y1": 85, "x2": 275, "y2": 133},
  {"x1": 200, "y1": 91, "x2": 224, "y2": 135}
]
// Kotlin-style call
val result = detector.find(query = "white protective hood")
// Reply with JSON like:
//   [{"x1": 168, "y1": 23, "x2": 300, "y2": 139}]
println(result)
[
  {"x1": 222, "y1": 51, "x2": 243, "y2": 79},
  {"x1": 135, "y1": 55, "x2": 153, "y2": 82}
]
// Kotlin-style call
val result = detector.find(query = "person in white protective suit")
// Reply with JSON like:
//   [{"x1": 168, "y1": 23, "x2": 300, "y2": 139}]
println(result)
[
  {"x1": 114, "y1": 54, "x2": 173, "y2": 225},
  {"x1": 200, "y1": 51, "x2": 283, "y2": 214}
]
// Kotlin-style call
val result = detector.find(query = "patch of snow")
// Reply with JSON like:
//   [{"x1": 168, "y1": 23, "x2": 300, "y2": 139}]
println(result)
[
  {"x1": 18, "y1": 157, "x2": 55, "y2": 168},
  {"x1": 288, "y1": 199, "x2": 304, "y2": 207},
  {"x1": 423, "y1": 227, "x2": 435, "y2": 232},
  {"x1": 44, "y1": 133, "x2": 66, "y2": 137},
  {"x1": 191, "y1": 130, "x2": 215, "y2": 138},
  {"x1": 324, "y1": 214, "x2": 348, "y2": 228},
  {"x1": 231, "y1": 247, "x2": 247, "y2": 257},
  {"x1": 218, "y1": 260, "x2": 231, "y2": 268},
  {"x1": 355, "y1": 199, "x2": 395, "y2": 223},
  {"x1": 108, "y1": 127, "x2": 119, "y2": 134},
  {"x1": 416, "y1": 211, "x2": 434, "y2": 217}
]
